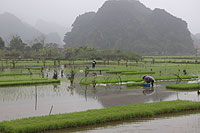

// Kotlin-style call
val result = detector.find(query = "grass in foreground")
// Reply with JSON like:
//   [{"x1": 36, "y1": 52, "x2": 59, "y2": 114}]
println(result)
[
  {"x1": 166, "y1": 83, "x2": 200, "y2": 90},
  {"x1": 0, "y1": 100, "x2": 200, "y2": 133}
]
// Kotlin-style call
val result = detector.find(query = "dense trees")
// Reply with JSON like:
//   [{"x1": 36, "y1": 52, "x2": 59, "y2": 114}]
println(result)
[
  {"x1": 0, "y1": 35, "x2": 141, "y2": 61},
  {"x1": 9, "y1": 36, "x2": 27, "y2": 51},
  {"x1": 32, "y1": 43, "x2": 43, "y2": 52},
  {"x1": 63, "y1": 46, "x2": 141, "y2": 61},
  {"x1": 0, "y1": 37, "x2": 5, "y2": 49}
]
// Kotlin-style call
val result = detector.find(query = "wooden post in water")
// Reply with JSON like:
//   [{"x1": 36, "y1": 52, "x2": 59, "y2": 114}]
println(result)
[
  {"x1": 35, "y1": 86, "x2": 38, "y2": 111},
  {"x1": 85, "y1": 85, "x2": 88, "y2": 101},
  {"x1": 49, "y1": 105, "x2": 53, "y2": 115}
]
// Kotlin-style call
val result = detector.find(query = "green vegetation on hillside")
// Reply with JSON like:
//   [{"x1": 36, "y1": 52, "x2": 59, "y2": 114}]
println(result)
[{"x1": 63, "y1": 0, "x2": 194, "y2": 55}]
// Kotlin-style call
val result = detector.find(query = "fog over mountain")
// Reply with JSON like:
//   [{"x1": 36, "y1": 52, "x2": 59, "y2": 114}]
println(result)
[
  {"x1": 0, "y1": 0, "x2": 199, "y2": 51},
  {"x1": 0, "y1": 12, "x2": 63, "y2": 45},
  {"x1": 45, "y1": 32, "x2": 62, "y2": 45},
  {"x1": 0, "y1": 0, "x2": 199, "y2": 34},
  {"x1": 0, "y1": 12, "x2": 43, "y2": 44},
  {"x1": 192, "y1": 33, "x2": 200, "y2": 46},
  {"x1": 35, "y1": 19, "x2": 69, "y2": 44}
]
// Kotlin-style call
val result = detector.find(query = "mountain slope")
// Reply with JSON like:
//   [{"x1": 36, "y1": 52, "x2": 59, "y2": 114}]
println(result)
[{"x1": 64, "y1": 0, "x2": 194, "y2": 56}]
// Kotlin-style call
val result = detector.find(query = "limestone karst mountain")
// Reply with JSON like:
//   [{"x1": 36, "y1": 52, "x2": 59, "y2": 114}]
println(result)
[{"x1": 64, "y1": 0, "x2": 194, "y2": 55}]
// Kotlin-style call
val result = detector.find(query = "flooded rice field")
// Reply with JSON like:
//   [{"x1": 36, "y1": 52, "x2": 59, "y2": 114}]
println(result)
[
  {"x1": 0, "y1": 82, "x2": 103, "y2": 121},
  {"x1": 1, "y1": 81, "x2": 200, "y2": 121},
  {"x1": 1, "y1": 80, "x2": 200, "y2": 132}
]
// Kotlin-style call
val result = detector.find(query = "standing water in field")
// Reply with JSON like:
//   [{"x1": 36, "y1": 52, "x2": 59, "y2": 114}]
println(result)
[
  {"x1": 0, "y1": 81, "x2": 200, "y2": 122},
  {"x1": 0, "y1": 82, "x2": 103, "y2": 121}
]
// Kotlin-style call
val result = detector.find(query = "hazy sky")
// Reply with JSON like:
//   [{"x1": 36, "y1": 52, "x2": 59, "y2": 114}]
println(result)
[{"x1": 0, "y1": 0, "x2": 199, "y2": 34}]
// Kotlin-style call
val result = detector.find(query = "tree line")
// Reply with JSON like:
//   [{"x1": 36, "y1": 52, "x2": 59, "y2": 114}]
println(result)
[{"x1": 0, "y1": 36, "x2": 141, "y2": 61}]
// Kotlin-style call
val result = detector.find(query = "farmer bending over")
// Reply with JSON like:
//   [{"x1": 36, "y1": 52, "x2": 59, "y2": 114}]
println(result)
[
  {"x1": 92, "y1": 59, "x2": 96, "y2": 68},
  {"x1": 143, "y1": 75, "x2": 155, "y2": 87}
]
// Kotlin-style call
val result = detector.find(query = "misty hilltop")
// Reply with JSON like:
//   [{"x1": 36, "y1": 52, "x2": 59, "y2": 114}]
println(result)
[
  {"x1": 0, "y1": 12, "x2": 63, "y2": 45},
  {"x1": 0, "y1": 12, "x2": 43, "y2": 43},
  {"x1": 35, "y1": 19, "x2": 69, "y2": 43},
  {"x1": 192, "y1": 33, "x2": 200, "y2": 46},
  {"x1": 64, "y1": 0, "x2": 194, "y2": 56}
]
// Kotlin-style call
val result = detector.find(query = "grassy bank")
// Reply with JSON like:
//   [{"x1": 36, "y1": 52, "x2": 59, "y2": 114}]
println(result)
[
  {"x1": 106, "y1": 70, "x2": 136, "y2": 74},
  {"x1": 80, "y1": 75, "x2": 197, "y2": 85},
  {"x1": 0, "y1": 79, "x2": 60, "y2": 87},
  {"x1": 166, "y1": 83, "x2": 200, "y2": 90},
  {"x1": 155, "y1": 75, "x2": 197, "y2": 80},
  {"x1": 0, "y1": 72, "x2": 41, "y2": 77},
  {"x1": 25, "y1": 67, "x2": 43, "y2": 70},
  {"x1": 0, "y1": 100, "x2": 200, "y2": 133},
  {"x1": 88, "y1": 68, "x2": 109, "y2": 72},
  {"x1": 0, "y1": 73, "x2": 31, "y2": 76},
  {"x1": 126, "y1": 82, "x2": 144, "y2": 87},
  {"x1": 121, "y1": 71, "x2": 155, "y2": 75},
  {"x1": 0, "y1": 78, "x2": 49, "y2": 83}
]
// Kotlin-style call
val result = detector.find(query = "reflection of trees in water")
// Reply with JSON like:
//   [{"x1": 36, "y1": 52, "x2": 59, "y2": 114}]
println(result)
[
  {"x1": 76, "y1": 83, "x2": 122, "y2": 101},
  {"x1": 67, "y1": 84, "x2": 75, "y2": 96},
  {"x1": 0, "y1": 83, "x2": 70, "y2": 102},
  {"x1": 84, "y1": 85, "x2": 88, "y2": 101},
  {"x1": 143, "y1": 87, "x2": 155, "y2": 96},
  {"x1": 35, "y1": 86, "x2": 37, "y2": 111}
]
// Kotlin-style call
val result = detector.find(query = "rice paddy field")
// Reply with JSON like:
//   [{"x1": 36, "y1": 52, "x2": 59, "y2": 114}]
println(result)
[{"x1": 1, "y1": 56, "x2": 200, "y2": 132}]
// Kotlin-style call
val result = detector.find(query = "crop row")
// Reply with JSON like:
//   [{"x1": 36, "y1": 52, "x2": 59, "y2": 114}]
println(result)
[{"x1": 81, "y1": 75, "x2": 197, "y2": 85}]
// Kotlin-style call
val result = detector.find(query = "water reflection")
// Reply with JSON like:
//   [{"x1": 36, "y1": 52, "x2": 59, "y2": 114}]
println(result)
[
  {"x1": 143, "y1": 87, "x2": 155, "y2": 96},
  {"x1": 1, "y1": 81, "x2": 200, "y2": 122},
  {"x1": 0, "y1": 83, "x2": 64, "y2": 102},
  {"x1": 67, "y1": 84, "x2": 75, "y2": 96},
  {"x1": 0, "y1": 82, "x2": 103, "y2": 121},
  {"x1": 35, "y1": 86, "x2": 37, "y2": 111}
]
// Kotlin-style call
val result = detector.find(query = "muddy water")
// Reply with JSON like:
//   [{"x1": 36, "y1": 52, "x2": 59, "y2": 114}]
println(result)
[{"x1": 0, "y1": 81, "x2": 200, "y2": 122}]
